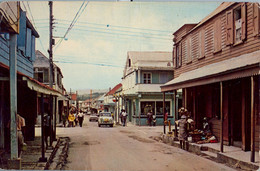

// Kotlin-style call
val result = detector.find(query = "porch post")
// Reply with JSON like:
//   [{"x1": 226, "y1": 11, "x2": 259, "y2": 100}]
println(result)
[
  {"x1": 39, "y1": 93, "x2": 47, "y2": 162},
  {"x1": 54, "y1": 96, "x2": 57, "y2": 141},
  {"x1": 250, "y1": 76, "x2": 255, "y2": 162},
  {"x1": 184, "y1": 88, "x2": 187, "y2": 109},
  {"x1": 163, "y1": 92, "x2": 166, "y2": 134},
  {"x1": 220, "y1": 82, "x2": 223, "y2": 153},
  {"x1": 9, "y1": 33, "x2": 18, "y2": 160},
  {"x1": 49, "y1": 95, "x2": 53, "y2": 148},
  {"x1": 174, "y1": 90, "x2": 177, "y2": 137}
]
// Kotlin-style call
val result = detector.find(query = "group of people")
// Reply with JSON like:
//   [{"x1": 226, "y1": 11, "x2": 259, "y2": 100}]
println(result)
[{"x1": 62, "y1": 110, "x2": 84, "y2": 128}]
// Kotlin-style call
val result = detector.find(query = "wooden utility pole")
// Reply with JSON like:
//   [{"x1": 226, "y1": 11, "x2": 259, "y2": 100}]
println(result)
[
  {"x1": 163, "y1": 92, "x2": 166, "y2": 134},
  {"x1": 49, "y1": 1, "x2": 54, "y2": 88}
]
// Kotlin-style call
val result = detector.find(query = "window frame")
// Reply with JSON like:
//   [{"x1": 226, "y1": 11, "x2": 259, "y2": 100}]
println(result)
[{"x1": 143, "y1": 72, "x2": 152, "y2": 84}]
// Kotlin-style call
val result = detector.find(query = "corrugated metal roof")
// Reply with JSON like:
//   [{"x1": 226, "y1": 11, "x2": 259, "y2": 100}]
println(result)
[
  {"x1": 162, "y1": 50, "x2": 260, "y2": 88},
  {"x1": 105, "y1": 83, "x2": 122, "y2": 96}
]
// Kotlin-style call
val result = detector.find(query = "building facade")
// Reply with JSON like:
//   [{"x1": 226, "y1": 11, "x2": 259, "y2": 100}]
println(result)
[
  {"x1": 122, "y1": 51, "x2": 175, "y2": 126},
  {"x1": 161, "y1": 2, "x2": 259, "y2": 161}
]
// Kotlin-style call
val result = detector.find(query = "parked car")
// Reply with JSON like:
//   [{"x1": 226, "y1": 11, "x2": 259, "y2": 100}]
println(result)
[
  {"x1": 89, "y1": 114, "x2": 98, "y2": 122},
  {"x1": 98, "y1": 112, "x2": 114, "y2": 127}
]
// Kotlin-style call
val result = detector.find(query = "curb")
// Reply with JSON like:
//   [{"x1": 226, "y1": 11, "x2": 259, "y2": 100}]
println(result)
[{"x1": 160, "y1": 134, "x2": 259, "y2": 170}]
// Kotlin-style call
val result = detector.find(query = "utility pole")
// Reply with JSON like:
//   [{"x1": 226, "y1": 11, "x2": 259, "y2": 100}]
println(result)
[{"x1": 49, "y1": 1, "x2": 54, "y2": 88}]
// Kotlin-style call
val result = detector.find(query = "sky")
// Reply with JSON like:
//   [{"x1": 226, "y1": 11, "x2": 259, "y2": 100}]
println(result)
[{"x1": 21, "y1": 1, "x2": 221, "y2": 92}]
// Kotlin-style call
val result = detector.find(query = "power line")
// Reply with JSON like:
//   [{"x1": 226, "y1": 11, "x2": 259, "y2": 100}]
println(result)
[
  {"x1": 54, "y1": 60, "x2": 124, "y2": 68},
  {"x1": 54, "y1": 1, "x2": 89, "y2": 51}
]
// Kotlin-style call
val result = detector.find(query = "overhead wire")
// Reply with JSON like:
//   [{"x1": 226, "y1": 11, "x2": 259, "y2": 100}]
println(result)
[{"x1": 54, "y1": 1, "x2": 89, "y2": 51}]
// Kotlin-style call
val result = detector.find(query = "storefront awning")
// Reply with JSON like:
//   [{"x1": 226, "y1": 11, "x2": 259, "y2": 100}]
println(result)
[
  {"x1": 161, "y1": 50, "x2": 260, "y2": 92},
  {"x1": 22, "y1": 76, "x2": 61, "y2": 96}
]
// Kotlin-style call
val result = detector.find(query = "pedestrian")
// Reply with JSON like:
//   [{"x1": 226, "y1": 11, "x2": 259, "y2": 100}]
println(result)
[
  {"x1": 152, "y1": 114, "x2": 156, "y2": 126},
  {"x1": 43, "y1": 113, "x2": 51, "y2": 148},
  {"x1": 78, "y1": 110, "x2": 84, "y2": 127},
  {"x1": 62, "y1": 112, "x2": 67, "y2": 127},
  {"x1": 121, "y1": 109, "x2": 127, "y2": 126},
  {"x1": 119, "y1": 109, "x2": 123, "y2": 125},
  {"x1": 178, "y1": 113, "x2": 189, "y2": 151},
  {"x1": 147, "y1": 110, "x2": 153, "y2": 126},
  {"x1": 68, "y1": 111, "x2": 75, "y2": 127},
  {"x1": 74, "y1": 112, "x2": 78, "y2": 126}
]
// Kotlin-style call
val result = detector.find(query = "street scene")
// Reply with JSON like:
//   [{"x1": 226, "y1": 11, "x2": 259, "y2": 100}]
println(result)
[{"x1": 0, "y1": 1, "x2": 259, "y2": 170}]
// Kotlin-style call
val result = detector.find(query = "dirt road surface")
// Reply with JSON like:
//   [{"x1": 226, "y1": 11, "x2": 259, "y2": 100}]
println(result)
[{"x1": 56, "y1": 116, "x2": 235, "y2": 171}]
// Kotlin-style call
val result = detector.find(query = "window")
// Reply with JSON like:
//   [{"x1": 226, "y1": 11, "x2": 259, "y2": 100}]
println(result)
[
  {"x1": 143, "y1": 72, "x2": 151, "y2": 84},
  {"x1": 156, "y1": 101, "x2": 170, "y2": 115},
  {"x1": 128, "y1": 58, "x2": 131, "y2": 67},
  {"x1": 214, "y1": 18, "x2": 222, "y2": 52},
  {"x1": 141, "y1": 102, "x2": 155, "y2": 115},
  {"x1": 226, "y1": 3, "x2": 247, "y2": 45}
]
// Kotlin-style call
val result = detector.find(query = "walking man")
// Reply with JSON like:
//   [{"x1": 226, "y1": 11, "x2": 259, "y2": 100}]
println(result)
[{"x1": 78, "y1": 110, "x2": 84, "y2": 127}]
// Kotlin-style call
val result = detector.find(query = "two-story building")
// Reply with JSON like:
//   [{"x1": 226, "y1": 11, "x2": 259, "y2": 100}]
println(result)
[
  {"x1": 34, "y1": 50, "x2": 69, "y2": 124},
  {"x1": 0, "y1": 3, "x2": 60, "y2": 167},
  {"x1": 161, "y1": 2, "x2": 259, "y2": 162},
  {"x1": 121, "y1": 51, "x2": 175, "y2": 126}
]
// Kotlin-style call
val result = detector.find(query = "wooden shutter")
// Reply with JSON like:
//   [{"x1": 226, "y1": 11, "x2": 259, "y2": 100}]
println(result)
[
  {"x1": 226, "y1": 10, "x2": 234, "y2": 45},
  {"x1": 241, "y1": 3, "x2": 247, "y2": 41},
  {"x1": 186, "y1": 37, "x2": 191, "y2": 63},
  {"x1": 253, "y1": 3, "x2": 260, "y2": 36},
  {"x1": 200, "y1": 29, "x2": 205, "y2": 58},
  {"x1": 214, "y1": 18, "x2": 222, "y2": 52},
  {"x1": 173, "y1": 46, "x2": 176, "y2": 67},
  {"x1": 178, "y1": 43, "x2": 182, "y2": 67}
]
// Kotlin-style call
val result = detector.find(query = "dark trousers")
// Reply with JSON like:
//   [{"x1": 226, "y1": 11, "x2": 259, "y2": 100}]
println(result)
[
  {"x1": 78, "y1": 117, "x2": 83, "y2": 127},
  {"x1": 179, "y1": 139, "x2": 189, "y2": 151}
]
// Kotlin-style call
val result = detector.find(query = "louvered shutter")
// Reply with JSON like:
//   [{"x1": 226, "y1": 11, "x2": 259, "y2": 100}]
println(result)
[
  {"x1": 226, "y1": 10, "x2": 234, "y2": 45},
  {"x1": 178, "y1": 43, "x2": 182, "y2": 67},
  {"x1": 200, "y1": 29, "x2": 205, "y2": 58},
  {"x1": 253, "y1": 3, "x2": 260, "y2": 36},
  {"x1": 241, "y1": 3, "x2": 247, "y2": 41},
  {"x1": 173, "y1": 46, "x2": 176, "y2": 67}
]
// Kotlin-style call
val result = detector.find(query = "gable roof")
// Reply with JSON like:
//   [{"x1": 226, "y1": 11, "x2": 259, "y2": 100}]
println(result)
[
  {"x1": 123, "y1": 51, "x2": 173, "y2": 77},
  {"x1": 105, "y1": 83, "x2": 122, "y2": 96}
]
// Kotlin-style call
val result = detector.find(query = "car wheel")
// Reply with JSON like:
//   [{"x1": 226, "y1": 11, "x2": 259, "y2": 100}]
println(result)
[
  {"x1": 110, "y1": 124, "x2": 113, "y2": 127},
  {"x1": 98, "y1": 124, "x2": 101, "y2": 127}
]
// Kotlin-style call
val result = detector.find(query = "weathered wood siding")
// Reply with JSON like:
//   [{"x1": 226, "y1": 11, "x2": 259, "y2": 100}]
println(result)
[
  {"x1": 174, "y1": 2, "x2": 260, "y2": 79},
  {"x1": 0, "y1": 36, "x2": 34, "y2": 77}
]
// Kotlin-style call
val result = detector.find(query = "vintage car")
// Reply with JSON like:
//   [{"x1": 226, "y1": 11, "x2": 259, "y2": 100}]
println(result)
[
  {"x1": 98, "y1": 112, "x2": 114, "y2": 127},
  {"x1": 89, "y1": 114, "x2": 98, "y2": 122}
]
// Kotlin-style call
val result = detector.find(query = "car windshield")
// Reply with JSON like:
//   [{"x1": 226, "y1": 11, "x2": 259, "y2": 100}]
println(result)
[{"x1": 100, "y1": 113, "x2": 111, "y2": 117}]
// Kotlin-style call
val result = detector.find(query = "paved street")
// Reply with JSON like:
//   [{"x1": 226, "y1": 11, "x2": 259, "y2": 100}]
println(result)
[{"x1": 54, "y1": 116, "x2": 235, "y2": 171}]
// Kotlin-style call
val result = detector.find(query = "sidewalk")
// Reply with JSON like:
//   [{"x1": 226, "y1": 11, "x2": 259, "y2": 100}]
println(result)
[
  {"x1": 123, "y1": 122, "x2": 259, "y2": 170},
  {"x1": 160, "y1": 134, "x2": 259, "y2": 170}
]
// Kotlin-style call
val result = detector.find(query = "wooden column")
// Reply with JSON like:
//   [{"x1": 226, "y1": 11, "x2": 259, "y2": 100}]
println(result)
[
  {"x1": 241, "y1": 79, "x2": 246, "y2": 151},
  {"x1": 184, "y1": 88, "x2": 187, "y2": 109},
  {"x1": 54, "y1": 96, "x2": 57, "y2": 141},
  {"x1": 220, "y1": 82, "x2": 224, "y2": 153},
  {"x1": 192, "y1": 88, "x2": 196, "y2": 127},
  {"x1": 174, "y1": 90, "x2": 177, "y2": 137},
  {"x1": 39, "y1": 93, "x2": 47, "y2": 162},
  {"x1": 250, "y1": 76, "x2": 255, "y2": 162},
  {"x1": 49, "y1": 95, "x2": 53, "y2": 148},
  {"x1": 163, "y1": 92, "x2": 166, "y2": 134},
  {"x1": 9, "y1": 34, "x2": 18, "y2": 160}
]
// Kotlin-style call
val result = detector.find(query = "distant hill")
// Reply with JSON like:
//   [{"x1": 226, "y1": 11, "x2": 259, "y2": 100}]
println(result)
[{"x1": 76, "y1": 89, "x2": 108, "y2": 101}]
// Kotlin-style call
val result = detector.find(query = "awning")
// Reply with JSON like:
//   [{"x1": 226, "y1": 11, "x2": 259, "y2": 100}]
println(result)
[
  {"x1": 22, "y1": 76, "x2": 61, "y2": 96},
  {"x1": 161, "y1": 50, "x2": 260, "y2": 92}
]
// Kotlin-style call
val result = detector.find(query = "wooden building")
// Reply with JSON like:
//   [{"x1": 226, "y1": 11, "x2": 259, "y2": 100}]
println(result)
[{"x1": 161, "y1": 2, "x2": 259, "y2": 162}]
